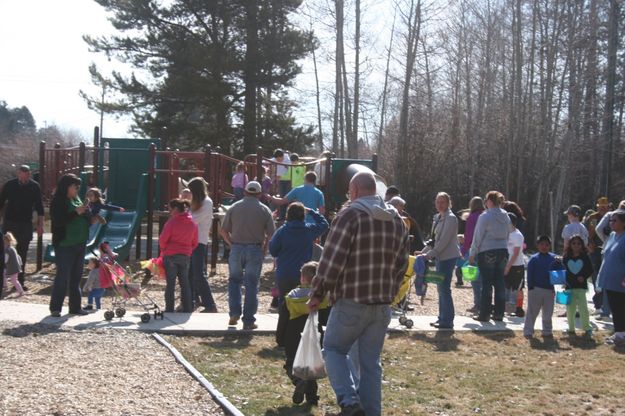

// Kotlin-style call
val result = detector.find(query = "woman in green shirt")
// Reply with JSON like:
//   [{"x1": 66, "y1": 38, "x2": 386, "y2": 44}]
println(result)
[{"x1": 49, "y1": 174, "x2": 90, "y2": 317}]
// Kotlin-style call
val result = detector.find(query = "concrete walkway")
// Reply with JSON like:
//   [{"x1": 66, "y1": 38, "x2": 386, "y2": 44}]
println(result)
[{"x1": 0, "y1": 300, "x2": 613, "y2": 335}]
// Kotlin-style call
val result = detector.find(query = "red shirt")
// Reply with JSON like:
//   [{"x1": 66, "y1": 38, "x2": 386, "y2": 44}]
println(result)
[{"x1": 159, "y1": 212, "x2": 198, "y2": 256}]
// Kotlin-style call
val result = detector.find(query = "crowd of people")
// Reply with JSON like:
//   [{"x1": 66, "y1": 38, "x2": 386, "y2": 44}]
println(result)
[{"x1": 1, "y1": 152, "x2": 625, "y2": 416}]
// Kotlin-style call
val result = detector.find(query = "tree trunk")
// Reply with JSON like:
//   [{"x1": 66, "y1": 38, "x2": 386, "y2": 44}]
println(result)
[
  {"x1": 243, "y1": 1, "x2": 259, "y2": 154},
  {"x1": 397, "y1": 0, "x2": 421, "y2": 190},
  {"x1": 600, "y1": 0, "x2": 619, "y2": 198},
  {"x1": 351, "y1": 0, "x2": 361, "y2": 158},
  {"x1": 377, "y1": 10, "x2": 396, "y2": 156}
]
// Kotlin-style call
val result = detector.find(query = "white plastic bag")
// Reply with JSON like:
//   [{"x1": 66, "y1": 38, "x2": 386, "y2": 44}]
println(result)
[{"x1": 292, "y1": 312, "x2": 327, "y2": 380}]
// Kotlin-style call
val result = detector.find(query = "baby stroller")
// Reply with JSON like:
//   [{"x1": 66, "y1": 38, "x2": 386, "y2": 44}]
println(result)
[
  {"x1": 95, "y1": 242, "x2": 164, "y2": 323},
  {"x1": 392, "y1": 255, "x2": 417, "y2": 329}
]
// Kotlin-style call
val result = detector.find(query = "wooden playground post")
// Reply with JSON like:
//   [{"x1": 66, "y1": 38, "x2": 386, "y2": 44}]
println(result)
[
  {"x1": 93, "y1": 126, "x2": 100, "y2": 186},
  {"x1": 209, "y1": 147, "x2": 221, "y2": 275},
  {"x1": 146, "y1": 143, "x2": 156, "y2": 259},
  {"x1": 78, "y1": 141, "x2": 86, "y2": 173},
  {"x1": 256, "y1": 146, "x2": 263, "y2": 183},
  {"x1": 325, "y1": 152, "x2": 334, "y2": 212},
  {"x1": 204, "y1": 145, "x2": 218, "y2": 276},
  {"x1": 36, "y1": 141, "x2": 46, "y2": 271}
]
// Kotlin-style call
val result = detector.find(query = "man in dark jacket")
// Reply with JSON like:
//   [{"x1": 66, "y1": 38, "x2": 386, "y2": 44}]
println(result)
[{"x1": 0, "y1": 165, "x2": 44, "y2": 290}]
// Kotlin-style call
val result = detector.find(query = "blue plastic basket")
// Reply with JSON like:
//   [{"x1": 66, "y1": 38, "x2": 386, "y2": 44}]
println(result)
[
  {"x1": 549, "y1": 270, "x2": 566, "y2": 285},
  {"x1": 555, "y1": 290, "x2": 571, "y2": 305}
]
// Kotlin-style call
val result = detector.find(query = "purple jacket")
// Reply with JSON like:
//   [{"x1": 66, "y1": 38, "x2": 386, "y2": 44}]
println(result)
[{"x1": 462, "y1": 209, "x2": 484, "y2": 256}]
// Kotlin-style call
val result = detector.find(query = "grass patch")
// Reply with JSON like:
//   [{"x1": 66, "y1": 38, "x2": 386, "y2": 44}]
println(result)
[{"x1": 168, "y1": 331, "x2": 625, "y2": 415}]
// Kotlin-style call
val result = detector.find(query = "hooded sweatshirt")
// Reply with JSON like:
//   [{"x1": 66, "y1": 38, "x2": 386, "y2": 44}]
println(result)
[
  {"x1": 312, "y1": 195, "x2": 409, "y2": 305},
  {"x1": 469, "y1": 207, "x2": 511, "y2": 258},
  {"x1": 423, "y1": 209, "x2": 461, "y2": 261},
  {"x1": 159, "y1": 212, "x2": 199, "y2": 257}
]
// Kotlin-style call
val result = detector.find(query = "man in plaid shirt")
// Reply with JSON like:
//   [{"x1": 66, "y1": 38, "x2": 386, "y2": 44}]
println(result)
[{"x1": 308, "y1": 172, "x2": 409, "y2": 416}]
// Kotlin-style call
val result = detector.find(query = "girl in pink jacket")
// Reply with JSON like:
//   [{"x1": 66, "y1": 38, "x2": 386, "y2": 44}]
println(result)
[{"x1": 159, "y1": 199, "x2": 198, "y2": 312}]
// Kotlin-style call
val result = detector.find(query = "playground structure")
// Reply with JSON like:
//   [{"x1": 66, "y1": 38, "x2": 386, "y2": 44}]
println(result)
[{"x1": 35, "y1": 127, "x2": 382, "y2": 275}]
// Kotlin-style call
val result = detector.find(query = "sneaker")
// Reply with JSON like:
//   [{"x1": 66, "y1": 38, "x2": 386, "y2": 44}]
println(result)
[
  {"x1": 563, "y1": 330, "x2": 576, "y2": 336},
  {"x1": 466, "y1": 306, "x2": 479, "y2": 314},
  {"x1": 340, "y1": 403, "x2": 366, "y2": 416},
  {"x1": 243, "y1": 323, "x2": 258, "y2": 330},
  {"x1": 84, "y1": 305, "x2": 94, "y2": 310},
  {"x1": 228, "y1": 316, "x2": 239, "y2": 326},
  {"x1": 514, "y1": 307, "x2": 525, "y2": 317},
  {"x1": 455, "y1": 282, "x2": 464, "y2": 287},
  {"x1": 292, "y1": 379, "x2": 308, "y2": 404},
  {"x1": 201, "y1": 307, "x2": 218, "y2": 313},
  {"x1": 50, "y1": 311, "x2": 61, "y2": 318},
  {"x1": 584, "y1": 330, "x2": 593, "y2": 338},
  {"x1": 492, "y1": 315, "x2": 504, "y2": 322}
]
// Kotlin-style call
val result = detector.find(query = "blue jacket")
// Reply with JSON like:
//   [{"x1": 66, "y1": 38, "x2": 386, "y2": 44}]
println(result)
[
  {"x1": 527, "y1": 252, "x2": 558, "y2": 290},
  {"x1": 269, "y1": 210, "x2": 329, "y2": 284},
  {"x1": 597, "y1": 232, "x2": 625, "y2": 293}
]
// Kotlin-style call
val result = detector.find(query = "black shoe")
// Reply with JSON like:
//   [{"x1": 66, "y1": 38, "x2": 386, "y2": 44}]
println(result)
[
  {"x1": 492, "y1": 315, "x2": 504, "y2": 322},
  {"x1": 340, "y1": 403, "x2": 365, "y2": 416},
  {"x1": 473, "y1": 315, "x2": 490, "y2": 322},
  {"x1": 514, "y1": 307, "x2": 525, "y2": 317},
  {"x1": 429, "y1": 321, "x2": 439, "y2": 327},
  {"x1": 305, "y1": 380, "x2": 319, "y2": 405},
  {"x1": 69, "y1": 309, "x2": 89, "y2": 316},
  {"x1": 50, "y1": 311, "x2": 61, "y2": 318},
  {"x1": 433, "y1": 323, "x2": 453, "y2": 329},
  {"x1": 21, "y1": 286, "x2": 29, "y2": 292},
  {"x1": 292, "y1": 379, "x2": 308, "y2": 405},
  {"x1": 83, "y1": 305, "x2": 94, "y2": 310},
  {"x1": 455, "y1": 282, "x2": 464, "y2": 287},
  {"x1": 270, "y1": 297, "x2": 279, "y2": 308}
]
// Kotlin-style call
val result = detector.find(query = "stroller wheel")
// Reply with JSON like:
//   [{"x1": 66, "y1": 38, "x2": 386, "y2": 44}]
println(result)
[
  {"x1": 398, "y1": 316, "x2": 407, "y2": 325},
  {"x1": 104, "y1": 310, "x2": 115, "y2": 321},
  {"x1": 140, "y1": 313, "x2": 151, "y2": 323},
  {"x1": 115, "y1": 307, "x2": 126, "y2": 318},
  {"x1": 405, "y1": 319, "x2": 414, "y2": 329}
]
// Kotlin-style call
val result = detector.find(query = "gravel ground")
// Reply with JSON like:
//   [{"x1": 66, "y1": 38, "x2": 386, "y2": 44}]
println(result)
[
  {"x1": 9, "y1": 259, "x2": 564, "y2": 318},
  {"x1": 0, "y1": 320, "x2": 224, "y2": 416}
]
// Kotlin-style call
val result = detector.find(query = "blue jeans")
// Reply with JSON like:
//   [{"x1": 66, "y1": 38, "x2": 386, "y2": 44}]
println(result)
[
  {"x1": 190, "y1": 243, "x2": 216, "y2": 309},
  {"x1": 471, "y1": 273, "x2": 482, "y2": 308},
  {"x1": 602, "y1": 289, "x2": 612, "y2": 316},
  {"x1": 50, "y1": 243, "x2": 86, "y2": 313},
  {"x1": 228, "y1": 243, "x2": 264, "y2": 325},
  {"x1": 87, "y1": 288, "x2": 105, "y2": 309},
  {"x1": 436, "y1": 257, "x2": 458, "y2": 327},
  {"x1": 477, "y1": 249, "x2": 508, "y2": 318},
  {"x1": 323, "y1": 299, "x2": 391, "y2": 416},
  {"x1": 164, "y1": 254, "x2": 192, "y2": 313},
  {"x1": 277, "y1": 180, "x2": 291, "y2": 219}
]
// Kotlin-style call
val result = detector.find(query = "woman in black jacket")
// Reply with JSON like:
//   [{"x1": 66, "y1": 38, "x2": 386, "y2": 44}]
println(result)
[{"x1": 49, "y1": 174, "x2": 90, "y2": 317}]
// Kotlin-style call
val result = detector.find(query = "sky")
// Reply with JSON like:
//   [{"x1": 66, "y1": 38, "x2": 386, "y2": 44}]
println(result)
[
  {"x1": 0, "y1": 0, "x2": 133, "y2": 139},
  {"x1": 0, "y1": 0, "x2": 399, "y2": 144}
]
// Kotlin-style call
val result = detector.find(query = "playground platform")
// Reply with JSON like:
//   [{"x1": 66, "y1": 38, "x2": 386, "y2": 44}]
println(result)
[{"x1": 0, "y1": 299, "x2": 614, "y2": 336}]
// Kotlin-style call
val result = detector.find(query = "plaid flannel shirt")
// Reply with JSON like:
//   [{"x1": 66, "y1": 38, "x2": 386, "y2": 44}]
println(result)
[{"x1": 312, "y1": 203, "x2": 409, "y2": 305}]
